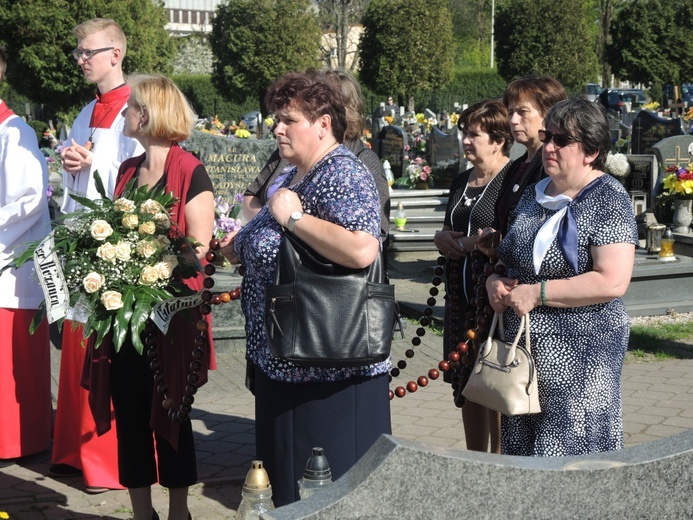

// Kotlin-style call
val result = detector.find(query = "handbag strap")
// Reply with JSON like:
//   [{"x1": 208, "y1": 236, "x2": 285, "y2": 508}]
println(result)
[{"x1": 494, "y1": 312, "x2": 531, "y2": 352}]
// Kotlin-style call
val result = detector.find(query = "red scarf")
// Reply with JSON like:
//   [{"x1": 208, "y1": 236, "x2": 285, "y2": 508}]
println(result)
[{"x1": 0, "y1": 101, "x2": 16, "y2": 126}]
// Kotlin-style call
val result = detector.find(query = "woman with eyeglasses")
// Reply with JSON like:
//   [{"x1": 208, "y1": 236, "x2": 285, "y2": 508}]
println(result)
[{"x1": 486, "y1": 98, "x2": 638, "y2": 456}]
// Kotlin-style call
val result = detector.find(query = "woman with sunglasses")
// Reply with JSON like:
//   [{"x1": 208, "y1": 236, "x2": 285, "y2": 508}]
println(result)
[{"x1": 486, "y1": 98, "x2": 638, "y2": 456}]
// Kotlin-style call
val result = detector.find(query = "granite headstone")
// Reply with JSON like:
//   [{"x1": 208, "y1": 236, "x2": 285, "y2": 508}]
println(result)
[
  {"x1": 624, "y1": 154, "x2": 658, "y2": 201},
  {"x1": 378, "y1": 125, "x2": 408, "y2": 179},
  {"x1": 182, "y1": 130, "x2": 276, "y2": 201},
  {"x1": 651, "y1": 134, "x2": 693, "y2": 205},
  {"x1": 631, "y1": 111, "x2": 684, "y2": 155},
  {"x1": 427, "y1": 126, "x2": 463, "y2": 188}
]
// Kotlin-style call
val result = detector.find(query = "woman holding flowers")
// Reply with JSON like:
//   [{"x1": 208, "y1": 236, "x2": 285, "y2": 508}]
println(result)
[{"x1": 86, "y1": 74, "x2": 214, "y2": 520}]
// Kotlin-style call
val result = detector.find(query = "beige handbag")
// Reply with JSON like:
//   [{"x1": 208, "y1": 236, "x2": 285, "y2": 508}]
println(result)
[{"x1": 462, "y1": 312, "x2": 541, "y2": 416}]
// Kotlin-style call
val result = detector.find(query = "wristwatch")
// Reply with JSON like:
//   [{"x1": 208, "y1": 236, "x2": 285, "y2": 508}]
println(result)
[{"x1": 287, "y1": 211, "x2": 304, "y2": 233}]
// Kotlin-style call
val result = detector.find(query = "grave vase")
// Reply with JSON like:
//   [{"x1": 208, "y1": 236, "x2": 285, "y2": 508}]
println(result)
[
  {"x1": 672, "y1": 199, "x2": 693, "y2": 233},
  {"x1": 415, "y1": 181, "x2": 429, "y2": 190}
]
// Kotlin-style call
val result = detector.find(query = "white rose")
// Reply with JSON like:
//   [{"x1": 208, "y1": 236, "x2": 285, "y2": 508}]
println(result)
[
  {"x1": 154, "y1": 261, "x2": 173, "y2": 280},
  {"x1": 156, "y1": 235, "x2": 171, "y2": 248},
  {"x1": 96, "y1": 243, "x2": 117, "y2": 262},
  {"x1": 83, "y1": 272, "x2": 105, "y2": 293},
  {"x1": 139, "y1": 265, "x2": 160, "y2": 285},
  {"x1": 138, "y1": 221, "x2": 156, "y2": 236},
  {"x1": 155, "y1": 255, "x2": 178, "y2": 279},
  {"x1": 136, "y1": 239, "x2": 159, "y2": 258},
  {"x1": 101, "y1": 290, "x2": 124, "y2": 310},
  {"x1": 115, "y1": 241, "x2": 132, "y2": 261},
  {"x1": 122, "y1": 213, "x2": 139, "y2": 230},
  {"x1": 153, "y1": 212, "x2": 171, "y2": 230},
  {"x1": 90, "y1": 220, "x2": 114, "y2": 241},
  {"x1": 113, "y1": 198, "x2": 136, "y2": 213},
  {"x1": 140, "y1": 199, "x2": 164, "y2": 215}
]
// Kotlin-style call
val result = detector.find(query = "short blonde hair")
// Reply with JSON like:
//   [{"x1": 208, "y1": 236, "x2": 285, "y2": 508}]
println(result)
[
  {"x1": 73, "y1": 18, "x2": 127, "y2": 56},
  {"x1": 127, "y1": 74, "x2": 196, "y2": 142}
]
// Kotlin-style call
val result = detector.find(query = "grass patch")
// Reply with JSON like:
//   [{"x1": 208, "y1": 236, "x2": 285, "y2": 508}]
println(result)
[{"x1": 627, "y1": 321, "x2": 693, "y2": 362}]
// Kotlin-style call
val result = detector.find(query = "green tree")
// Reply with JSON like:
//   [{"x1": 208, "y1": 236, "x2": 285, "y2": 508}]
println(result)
[
  {"x1": 210, "y1": 0, "x2": 321, "y2": 112},
  {"x1": 358, "y1": 0, "x2": 455, "y2": 112},
  {"x1": 494, "y1": 0, "x2": 597, "y2": 91},
  {"x1": 315, "y1": 0, "x2": 369, "y2": 71},
  {"x1": 608, "y1": 0, "x2": 693, "y2": 88},
  {"x1": 0, "y1": 0, "x2": 174, "y2": 116}
]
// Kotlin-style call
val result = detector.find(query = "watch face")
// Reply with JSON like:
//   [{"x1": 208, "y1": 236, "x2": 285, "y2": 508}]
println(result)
[{"x1": 291, "y1": 211, "x2": 303, "y2": 220}]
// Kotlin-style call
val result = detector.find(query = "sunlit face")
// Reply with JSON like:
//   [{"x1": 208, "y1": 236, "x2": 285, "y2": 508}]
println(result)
[
  {"x1": 121, "y1": 97, "x2": 144, "y2": 138},
  {"x1": 507, "y1": 98, "x2": 544, "y2": 148},
  {"x1": 462, "y1": 124, "x2": 500, "y2": 164},
  {"x1": 273, "y1": 104, "x2": 323, "y2": 168},
  {"x1": 75, "y1": 30, "x2": 116, "y2": 85},
  {"x1": 542, "y1": 126, "x2": 589, "y2": 179}
]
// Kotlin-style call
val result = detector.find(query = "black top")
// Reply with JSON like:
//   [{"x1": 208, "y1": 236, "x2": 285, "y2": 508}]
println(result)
[
  {"x1": 148, "y1": 164, "x2": 214, "y2": 202},
  {"x1": 492, "y1": 149, "x2": 544, "y2": 236}
]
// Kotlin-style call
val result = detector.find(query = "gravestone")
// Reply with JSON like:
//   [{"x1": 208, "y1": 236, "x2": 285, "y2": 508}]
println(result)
[
  {"x1": 631, "y1": 111, "x2": 684, "y2": 155},
  {"x1": 182, "y1": 130, "x2": 276, "y2": 201},
  {"x1": 378, "y1": 125, "x2": 408, "y2": 179},
  {"x1": 624, "y1": 154, "x2": 658, "y2": 202},
  {"x1": 651, "y1": 135, "x2": 693, "y2": 199},
  {"x1": 264, "y1": 432, "x2": 693, "y2": 519},
  {"x1": 427, "y1": 127, "x2": 462, "y2": 188}
]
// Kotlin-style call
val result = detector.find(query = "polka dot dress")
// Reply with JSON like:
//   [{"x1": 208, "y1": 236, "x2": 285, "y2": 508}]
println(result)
[{"x1": 497, "y1": 174, "x2": 639, "y2": 456}]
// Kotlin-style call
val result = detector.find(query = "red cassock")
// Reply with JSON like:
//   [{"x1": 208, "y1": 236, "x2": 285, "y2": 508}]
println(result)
[
  {"x1": 51, "y1": 324, "x2": 123, "y2": 489},
  {"x1": 0, "y1": 310, "x2": 51, "y2": 459}
]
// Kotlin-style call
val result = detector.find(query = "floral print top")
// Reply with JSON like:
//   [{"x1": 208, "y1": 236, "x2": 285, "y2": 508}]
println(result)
[{"x1": 234, "y1": 145, "x2": 390, "y2": 383}]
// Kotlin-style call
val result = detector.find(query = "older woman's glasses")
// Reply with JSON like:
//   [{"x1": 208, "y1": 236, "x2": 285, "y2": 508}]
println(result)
[
  {"x1": 538, "y1": 130, "x2": 578, "y2": 148},
  {"x1": 71, "y1": 47, "x2": 114, "y2": 61}
]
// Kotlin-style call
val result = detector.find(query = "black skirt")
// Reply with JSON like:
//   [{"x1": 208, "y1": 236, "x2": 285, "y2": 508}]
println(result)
[{"x1": 253, "y1": 366, "x2": 391, "y2": 506}]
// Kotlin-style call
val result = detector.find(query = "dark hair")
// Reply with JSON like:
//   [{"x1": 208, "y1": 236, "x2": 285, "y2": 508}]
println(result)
[
  {"x1": 0, "y1": 46, "x2": 7, "y2": 79},
  {"x1": 265, "y1": 70, "x2": 347, "y2": 143},
  {"x1": 543, "y1": 97, "x2": 611, "y2": 171},
  {"x1": 503, "y1": 76, "x2": 568, "y2": 116},
  {"x1": 458, "y1": 99, "x2": 514, "y2": 156},
  {"x1": 322, "y1": 69, "x2": 365, "y2": 141}
]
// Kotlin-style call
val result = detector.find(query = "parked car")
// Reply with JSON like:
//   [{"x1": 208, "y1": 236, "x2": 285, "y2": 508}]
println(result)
[
  {"x1": 242, "y1": 110, "x2": 262, "y2": 133},
  {"x1": 583, "y1": 83, "x2": 602, "y2": 102},
  {"x1": 598, "y1": 88, "x2": 647, "y2": 113}
]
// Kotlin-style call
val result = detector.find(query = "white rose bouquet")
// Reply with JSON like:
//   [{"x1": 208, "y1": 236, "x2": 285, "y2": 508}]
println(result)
[{"x1": 8, "y1": 171, "x2": 201, "y2": 353}]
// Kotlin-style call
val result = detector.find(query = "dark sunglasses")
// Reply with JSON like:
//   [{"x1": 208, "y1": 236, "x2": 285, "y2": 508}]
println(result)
[{"x1": 538, "y1": 129, "x2": 578, "y2": 148}]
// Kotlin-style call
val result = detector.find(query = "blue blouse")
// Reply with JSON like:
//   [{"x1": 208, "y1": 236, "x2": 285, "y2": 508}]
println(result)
[{"x1": 234, "y1": 145, "x2": 390, "y2": 383}]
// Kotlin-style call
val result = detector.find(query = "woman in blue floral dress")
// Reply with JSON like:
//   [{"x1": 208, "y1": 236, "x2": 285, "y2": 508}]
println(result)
[
  {"x1": 486, "y1": 98, "x2": 638, "y2": 456},
  {"x1": 223, "y1": 71, "x2": 389, "y2": 505}
]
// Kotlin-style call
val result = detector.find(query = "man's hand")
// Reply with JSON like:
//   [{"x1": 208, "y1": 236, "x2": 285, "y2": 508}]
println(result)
[{"x1": 61, "y1": 138, "x2": 93, "y2": 175}]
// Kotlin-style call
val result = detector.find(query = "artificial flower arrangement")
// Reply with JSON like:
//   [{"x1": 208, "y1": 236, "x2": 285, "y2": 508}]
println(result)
[
  {"x1": 213, "y1": 194, "x2": 243, "y2": 239},
  {"x1": 234, "y1": 128, "x2": 251, "y2": 139},
  {"x1": 605, "y1": 152, "x2": 631, "y2": 178},
  {"x1": 684, "y1": 107, "x2": 693, "y2": 122},
  {"x1": 660, "y1": 165, "x2": 693, "y2": 200},
  {"x1": 394, "y1": 156, "x2": 433, "y2": 188},
  {"x1": 7, "y1": 171, "x2": 202, "y2": 354},
  {"x1": 449, "y1": 112, "x2": 460, "y2": 126},
  {"x1": 643, "y1": 101, "x2": 660, "y2": 112}
]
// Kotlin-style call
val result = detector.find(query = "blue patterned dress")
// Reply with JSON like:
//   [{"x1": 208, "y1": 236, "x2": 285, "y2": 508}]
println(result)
[
  {"x1": 497, "y1": 174, "x2": 638, "y2": 456},
  {"x1": 234, "y1": 144, "x2": 389, "y2": 382}
]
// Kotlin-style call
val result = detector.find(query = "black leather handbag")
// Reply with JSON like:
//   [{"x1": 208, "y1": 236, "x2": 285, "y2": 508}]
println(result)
[{"x1": 265, "y1": 231, "x2": 398, "y2": 368}]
